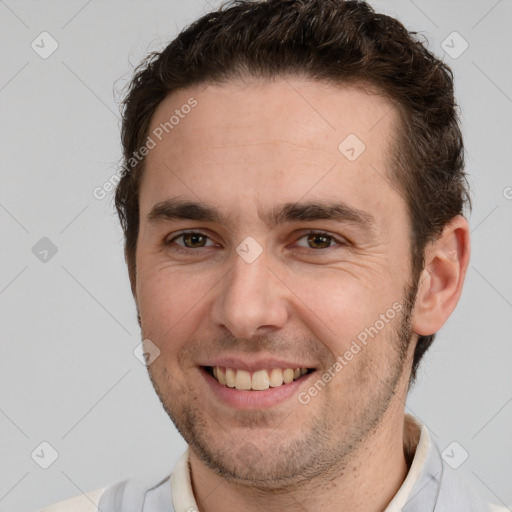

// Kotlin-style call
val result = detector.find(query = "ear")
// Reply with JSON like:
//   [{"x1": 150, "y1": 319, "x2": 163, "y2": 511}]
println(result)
[{"x1": 412, "y1": 215, "x2": 470, "y2": 336}]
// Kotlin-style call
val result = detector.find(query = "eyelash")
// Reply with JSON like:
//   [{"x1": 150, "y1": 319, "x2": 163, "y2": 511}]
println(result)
[{"x1": 164, "y1": 230, "x2": 347, "y2": 254}]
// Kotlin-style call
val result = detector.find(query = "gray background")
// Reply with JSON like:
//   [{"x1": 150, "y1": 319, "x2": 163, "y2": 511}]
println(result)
[{"x1": 1, "y1": 0, "x2": 511, "y2": 510}]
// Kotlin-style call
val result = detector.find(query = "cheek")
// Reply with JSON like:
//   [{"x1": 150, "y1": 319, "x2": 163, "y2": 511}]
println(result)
[
  {"x1": 136, "y1": 265, "x2": 213, "y2": 348},
  {"x1": 289, "y1": 269, "x2": 392, "y2": 341}
]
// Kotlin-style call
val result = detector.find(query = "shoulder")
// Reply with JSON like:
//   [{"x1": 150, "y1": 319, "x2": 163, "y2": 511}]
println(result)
[
  {"x1": 36, "y1": 457, "x2": 180, "y2": 512},
  {"x1": 37, "y1": 472, "x2": 173, "y2": 512},
  {"x1": 402, "y1": 416, "x2": 509, "y2": 512},
  {"x1": 434, "y1": 450, "x2": 510, "y2": 511},
  {"x1": 436, "y1": 458, "x2": 508, "y2": 511},
  {"x1": 40, "y1": 487, "x2": 106, "y2": 512}
]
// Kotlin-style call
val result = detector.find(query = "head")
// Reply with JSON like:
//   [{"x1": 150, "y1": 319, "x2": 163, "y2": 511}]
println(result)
[{"x1": 115, "y1": 0, "x2": 470, "y2": 488}]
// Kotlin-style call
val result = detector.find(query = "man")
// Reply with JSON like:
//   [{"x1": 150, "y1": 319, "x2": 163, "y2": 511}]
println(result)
[{"x1": 41, "y1": 0, "x2": 507, "y2": 510}]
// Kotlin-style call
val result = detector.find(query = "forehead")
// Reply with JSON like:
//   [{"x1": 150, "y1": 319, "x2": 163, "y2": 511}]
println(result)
[
  {"x1": 139, "y1": 78, "x2": 403, "y2": 227},
  {"x1": 147, "y1": 78, "x2": 396, "y2": 152}
]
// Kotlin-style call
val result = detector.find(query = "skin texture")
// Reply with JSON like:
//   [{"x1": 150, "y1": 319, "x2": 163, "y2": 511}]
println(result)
[{"x1": 132, "y1": 78, "x2": 470, "y2": 512}]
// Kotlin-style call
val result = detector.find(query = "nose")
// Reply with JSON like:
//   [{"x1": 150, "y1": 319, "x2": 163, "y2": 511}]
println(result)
[{"x1": 211, "y1": 246, "x2": 289, "y2": 340}]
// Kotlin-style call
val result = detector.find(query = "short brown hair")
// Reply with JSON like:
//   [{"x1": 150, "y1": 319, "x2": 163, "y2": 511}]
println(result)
[{"x1": 115, "y1": 0, "x2": 470, "y2": 383}]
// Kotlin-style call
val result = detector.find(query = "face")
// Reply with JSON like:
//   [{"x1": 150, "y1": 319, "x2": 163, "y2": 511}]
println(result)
[{"x1": 134, "y1": 78, "x2": 418, "y2": 487}]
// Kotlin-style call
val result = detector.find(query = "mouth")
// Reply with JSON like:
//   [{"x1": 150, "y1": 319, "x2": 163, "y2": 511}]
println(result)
[{"x1": 203, "y1": 365, "x2": 315, "y2": 391}]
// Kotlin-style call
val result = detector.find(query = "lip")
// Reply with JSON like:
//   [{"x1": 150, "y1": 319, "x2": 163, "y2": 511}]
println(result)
[
  {"x1": 199, "y1": 357, "x2": 315, "y2": 372},
  {"x1": 199, "y1": 366, "x2": 316, "y2": 410}
]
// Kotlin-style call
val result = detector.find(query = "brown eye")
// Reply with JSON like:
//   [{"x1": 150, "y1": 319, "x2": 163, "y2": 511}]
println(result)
[
  {"x1": 166, "y1": 231, "x2": 216, "y2": 251},
  {"x1": 295, "y1": 231, "x2": 342, "y2": 250},
  {"x1": 181, "y1": 233, "x2": 208, "y2": 248},
  {"x1": 306, "y1": 233, "x2": 332, "y2": 249}
]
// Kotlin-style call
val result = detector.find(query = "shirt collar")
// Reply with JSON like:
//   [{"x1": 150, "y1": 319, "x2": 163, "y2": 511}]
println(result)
[{"x1": 384, "y1": 414, "x2": 431, "y2": 511}]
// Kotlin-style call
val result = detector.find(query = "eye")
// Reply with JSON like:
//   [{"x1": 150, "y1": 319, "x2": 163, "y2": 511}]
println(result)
[
  {"x1": 165, "y1": 231, "x2": 217, "y2": 251},
  {"x1": 164, "y1": 229, "x2": 347, "y2": 254},
  {"x1": 293, "y1": 231, "x2": 346, "y2": 250}
]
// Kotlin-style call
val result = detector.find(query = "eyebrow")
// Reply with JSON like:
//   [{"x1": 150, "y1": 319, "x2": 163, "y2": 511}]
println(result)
[{"x1": 146, "y1": 197, "x2": 375, "y2": 231}]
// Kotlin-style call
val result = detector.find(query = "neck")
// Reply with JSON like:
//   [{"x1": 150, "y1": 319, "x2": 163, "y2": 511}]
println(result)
[{"x1": 189, "y1": 405, "x2": 415, "y2": 512}]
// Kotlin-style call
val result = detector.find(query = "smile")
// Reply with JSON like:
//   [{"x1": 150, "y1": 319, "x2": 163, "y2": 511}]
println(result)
[{"x1": 204, "y1": 366, "x2": 313, "y2": 391}]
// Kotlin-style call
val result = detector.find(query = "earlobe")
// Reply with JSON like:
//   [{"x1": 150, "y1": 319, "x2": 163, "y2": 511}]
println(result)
[{"x1": 412, "y1": 215, "x2": 471, "y2": 336}]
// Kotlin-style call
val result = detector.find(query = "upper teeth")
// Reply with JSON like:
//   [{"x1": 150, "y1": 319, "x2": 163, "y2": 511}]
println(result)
[{"x1": 212, "y1": 367, "x2": 308, "y2": 390}]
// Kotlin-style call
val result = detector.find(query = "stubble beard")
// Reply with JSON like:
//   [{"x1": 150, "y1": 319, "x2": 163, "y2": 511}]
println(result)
[{"x1": 146, "y1": 283, "x2": 417, "y2": 491}]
